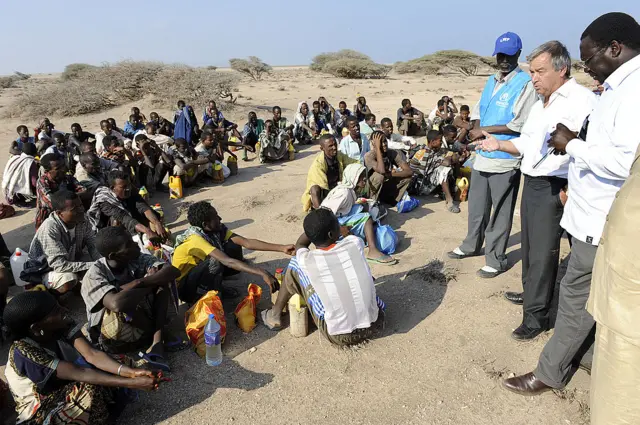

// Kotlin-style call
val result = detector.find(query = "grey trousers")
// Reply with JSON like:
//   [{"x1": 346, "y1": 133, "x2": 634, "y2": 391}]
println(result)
[
  {"x1": 460, "y1": 168, "x2": 521, "y2": 271},
  {"x1": 521, "y1": 176, "x2": 566, "y2": 330},
  {"x1": 535, "y1": 238, "x2": 597, "y2": 388}
]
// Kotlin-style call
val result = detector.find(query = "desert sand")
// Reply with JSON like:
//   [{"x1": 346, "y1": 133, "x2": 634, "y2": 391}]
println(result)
[{"x1": 0, "y1": 67, "x2": 597, "y2": 425}]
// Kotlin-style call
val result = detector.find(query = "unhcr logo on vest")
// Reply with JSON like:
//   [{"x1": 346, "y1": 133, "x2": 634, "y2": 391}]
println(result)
[{"x1": 496, "y1": 92, "x2": 511, "y2": 108}]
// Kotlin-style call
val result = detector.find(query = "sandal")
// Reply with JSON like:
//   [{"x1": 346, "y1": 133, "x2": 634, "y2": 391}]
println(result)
[
  {"x1": 260, "y1": 310, "x2": 282, "y2": 331},
  {"x1": 137, "y1": 352, "x2": 170, "y2": 372},
  {"x1": 447, "y1": 203, "x2": 461, "y2": 214},
  {"x1": 366, "y1": 255, "x2": 398, "y2": 266},
  {"x1": 164, "y1": 337, "x2": 190, "y2": 353}
]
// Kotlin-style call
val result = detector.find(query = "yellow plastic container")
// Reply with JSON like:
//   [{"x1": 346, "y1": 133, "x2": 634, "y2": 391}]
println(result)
[
  {"x1": 138, "y1": 186, "x2": 149, "y2": 202},
  {"x1": 169, "y1": 176, "x2": 183, "y2": 199},
  {"x1": 288, "y1": 142, "x2": 295, "y2": 160},
  {"x1": 457, "y1": 177, "x2": 470, "y2": 202},
  {"x1": 212, "y1": 162, "x2": 224, "y2": 183}
]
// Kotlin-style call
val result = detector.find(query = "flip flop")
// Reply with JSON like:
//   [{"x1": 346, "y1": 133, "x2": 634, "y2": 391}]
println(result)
[
  {"x1": 137, "y1": 352, "x2": 170, "y2": 372},
  {"x1": 260, "y1": 310, "x2": 282, "y2": 331},
  {"x1": 367, "y1": 256, "x2": 398, "y2": 266},
  {"x1": 164, "y1": 338, "x2": 190, "y2": 353}
]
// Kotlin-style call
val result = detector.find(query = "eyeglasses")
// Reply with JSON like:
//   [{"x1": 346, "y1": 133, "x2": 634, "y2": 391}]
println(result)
[{"x1": 581, "y1": 45, "x2": 608, "y2": 70}]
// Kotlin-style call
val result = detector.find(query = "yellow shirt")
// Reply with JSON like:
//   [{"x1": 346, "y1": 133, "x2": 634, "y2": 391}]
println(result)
[{"x1": 172, "y1": 231, "x2": 233, "y2": 281}]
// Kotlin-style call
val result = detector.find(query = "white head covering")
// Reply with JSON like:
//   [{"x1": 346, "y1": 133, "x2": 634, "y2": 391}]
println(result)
[{"x1": 320, "y1": 164, "x2": 366, "y2": 217}]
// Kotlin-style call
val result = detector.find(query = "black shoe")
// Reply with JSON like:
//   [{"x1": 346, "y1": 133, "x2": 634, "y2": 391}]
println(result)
[
  {"x1": 447, "y1": 250, "x2": 478, "y2": 260},
  {"x1": 504, "y1": 291, "x2": 524, "y2": 305},
  {"x1": 511, "y1": 324, "x2": 546, "y2": 341},
  {"x1": 476, "y1": 268, "x2": 503, "y2": 279}
]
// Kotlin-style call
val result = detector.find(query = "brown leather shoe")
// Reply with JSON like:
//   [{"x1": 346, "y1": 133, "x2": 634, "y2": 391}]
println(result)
[{"x1": 502, "y1": 372, "x2": 552, "y2": 396}]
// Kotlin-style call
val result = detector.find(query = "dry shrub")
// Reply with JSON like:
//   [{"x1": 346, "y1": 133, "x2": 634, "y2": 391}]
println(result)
[
  {"x1": 229, "y1": 56, "x2": 272, "y2": 81},
  {"x1": 4, "y1": 61, "x2": 238, "y2": 119},
  {"x1": 395, "y1": 50, "x2": 497, "y2": 76},
  {"x1": 311, "y1": 50, "x2": 390, "y2": 79},
  {"x1": 61, "y1": 63, "x2": 97, "y2": 80},
  {"x1": 0, "y1": 72, "x2": 31, "y2": 90}
]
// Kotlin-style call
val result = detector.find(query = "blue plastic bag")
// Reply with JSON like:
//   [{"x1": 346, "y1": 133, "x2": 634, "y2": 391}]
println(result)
[
  {"x1": 396, "y1": 193, "x2": 419, "y2": 213},
  {"x1": 375, "y1": 224, "x2": 398, "y2": 255}
]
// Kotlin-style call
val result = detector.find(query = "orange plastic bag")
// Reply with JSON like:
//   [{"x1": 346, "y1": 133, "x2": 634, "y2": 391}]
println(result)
[
  {"x1": 234, "y1": 283, "x2": 262, "y2": 333},
  {"x1": 185, "y1": 290, "x2": 226, "y2": 358}
]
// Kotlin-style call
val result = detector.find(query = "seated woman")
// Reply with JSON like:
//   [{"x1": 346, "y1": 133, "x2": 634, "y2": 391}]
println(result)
[
  {"x1": 174, "y1": 105, "x2": 201, "y2": 146},
  {"x1": 262, "y1": 209, "x2": 385, "y2": 346},
  {"x1": 81, "y1": 226, "x2": 183, "y2": 363},
  {"x1": 172, "y1": 201, "x2": 295, "y2": 303},
  {"x1": 3, "y1": 291, "x2": 164, "y2": 425},
  {"x1": 258, "y1": 120, "x2": 289, "y2": 163},
  {"x1": 168, "y1": 138, "x2": 201, "y2": 187},
  {"x1": 87, "y1": 170, "x2": 167, "y2": 243},
  {"x1": 293, "y1": 101, "x2": 314, "y2": 145},
  {"x1": 2, "y1": 142, "x2": 38, "y2": 207},
  {"x1": 301, "y1": 134, "x2": 358, "y2": 212},
  {"x1": 35, "y1": 153, "x2": 86, "y2": 230},
  {"x1": 321, "y1": 164, "x2": 396, "y2": 265}
]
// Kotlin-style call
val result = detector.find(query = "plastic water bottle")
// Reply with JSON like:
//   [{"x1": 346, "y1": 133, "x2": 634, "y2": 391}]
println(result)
[
  {"x1": 10, "y1": 248, "x2": 29, "y2": 287},
  {"x1": 204, "y1": 314, "x2": 223, "y2": 366}
]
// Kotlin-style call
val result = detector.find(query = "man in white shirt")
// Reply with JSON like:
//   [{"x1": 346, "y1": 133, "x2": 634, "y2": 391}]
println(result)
[
  {"x1": 95, "y1": 119, "x2": 126, "y2": 154},
  {"x1": 359, "y1": 113, "x2": 377, "y2": 138},
  {"x1": 338, "y1": 116, "x2": 370, "y2": 162},
  {"x1": 503, "y1": 13, "x2": 640, "y2": 400},
  {"x1": 380, "y1": 118, "x2": 417, "y2": 154},
  {"x1": 478, "y1": 41, "x2": 597, "y2": 341}
]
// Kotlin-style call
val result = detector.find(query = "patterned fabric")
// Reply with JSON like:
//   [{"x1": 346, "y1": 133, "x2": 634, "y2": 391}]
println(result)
[
  {"x1": 35, "y1": 174, "x2": 85, "y2": 230},
  {"x1": 28, "y1": 213, "x2": 100, "y2": 274},
  {"x1": 81, "y1": 256, "x2": 163, "y2": 344}
]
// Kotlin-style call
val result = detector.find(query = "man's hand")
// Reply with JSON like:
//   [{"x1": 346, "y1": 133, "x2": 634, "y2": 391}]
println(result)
[
  {"x1": 261, "y1": 271, "x2": 280, "y2": 292},
  {"x1": 559, "y1": 189, "x2": 568, "y2": 206},
  {"x1": 468, "y1": 128, "x2": 485, "y2": 141},
  {"x1": 548, "y1": 123, "x2": 578, "y2": 155},
  {"x1": 479, "y1": 132, "x2": 500, "y2": 152},
  {"x1": 281, "y1": 244, "x2": 296, "y2": 256},
  {"x1": 121, "y1": 367, "x2": 154, "y2": 379},
  {"x1": 129, "y1": 376, "x2": 157, "y2": 392}
]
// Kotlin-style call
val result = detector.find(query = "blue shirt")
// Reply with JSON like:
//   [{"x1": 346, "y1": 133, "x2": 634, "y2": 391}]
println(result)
[
  {"x1": 123, "y1": 121, "x2": 144, "y2": 138},
  {"x1": 15, "y1": 137, "x2": 35, "y2": 150},
  {"x1": 203, "y1": 110, "x2": 224, "y2": 127},
  {"x1": 338, "y1": 134, "x2": 370, "y2": 162}
]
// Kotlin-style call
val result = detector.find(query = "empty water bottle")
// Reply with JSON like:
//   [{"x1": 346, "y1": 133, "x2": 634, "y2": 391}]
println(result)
[{"x1": 205, "y1": 314, "x2": 223, "y2": 366}]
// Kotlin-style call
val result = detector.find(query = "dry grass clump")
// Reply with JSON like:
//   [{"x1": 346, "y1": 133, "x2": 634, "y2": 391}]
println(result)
[
  {"x1": 0, "y1": 72, "x2": 30, "y2": 90},
  {"x1": 4, "y1": 61, "x2": 238, "y2": 119},
  {"x1": 311, "y1": 50, "x2": 390, "y2": 79},
  {"x1": 395, "y1": 50, "x2": 497, "y2": 76},
  {"x1": 229, "y1": 56, "x2": 272, "y2": 81}
]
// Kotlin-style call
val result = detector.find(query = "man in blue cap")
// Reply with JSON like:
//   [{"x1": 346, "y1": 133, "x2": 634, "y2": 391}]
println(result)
[{"x1": 448, "y1": 32, "x2": 537, "y2": 278}]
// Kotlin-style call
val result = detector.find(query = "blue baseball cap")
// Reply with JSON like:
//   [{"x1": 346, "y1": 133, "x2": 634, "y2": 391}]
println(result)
[{"x1": 492, "y1": 32, "x2": 523, "y2": 56}]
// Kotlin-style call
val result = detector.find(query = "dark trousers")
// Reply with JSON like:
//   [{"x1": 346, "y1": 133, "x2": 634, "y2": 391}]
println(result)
[
  {"x1": 521, "y1": 175, "x2": 566, "y2": 330},
  {"x1": 460, "y1": 169, "x2": 521, "y2": 271},
  {"x1": 535, "y1": 239, "x2": 597, "y2": 388},
  {"x1": 178, "y1": 240, "x2": 243, "y2": 304}
]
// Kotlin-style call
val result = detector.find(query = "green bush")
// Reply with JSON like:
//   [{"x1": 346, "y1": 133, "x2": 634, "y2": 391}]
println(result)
[
  {"x1": 61, "y1": 63, "x2": 98, "y2": 80},
  {"x1": 395, "y1": 50, "x2": 497, "y2": 76},
  {"x1": 229, "y1": 56, "x2": 272, "y2": 80},
  {"x1": 310, "y1": 50, "x2": 389, "y2": 79}
]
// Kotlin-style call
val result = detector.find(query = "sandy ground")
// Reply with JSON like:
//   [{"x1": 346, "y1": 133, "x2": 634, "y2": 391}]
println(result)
[{"x1": 0, "y1": 68, "x2": 597, "y2": 424}]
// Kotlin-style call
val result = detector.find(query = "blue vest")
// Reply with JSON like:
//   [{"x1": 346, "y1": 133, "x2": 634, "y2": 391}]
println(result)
[{"x1": 477, "y1": 69, "x2": 531, "y2": 160}]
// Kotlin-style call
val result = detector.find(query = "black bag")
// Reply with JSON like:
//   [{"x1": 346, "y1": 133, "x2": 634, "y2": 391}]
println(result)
[{"x1": 20, "y1": 259, "x2": 51, "y2": 284}]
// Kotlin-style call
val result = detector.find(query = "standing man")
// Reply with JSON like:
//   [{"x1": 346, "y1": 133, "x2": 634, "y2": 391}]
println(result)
[
  {"x1": 448, "y1": 32, "x2": 537, "y2": 278},
  {"x1": 478, "y1": 41, "x2": 597, "y2": 340},
  {"x1": 503, "y1": 13, "x2": 640, "y2": 398}
]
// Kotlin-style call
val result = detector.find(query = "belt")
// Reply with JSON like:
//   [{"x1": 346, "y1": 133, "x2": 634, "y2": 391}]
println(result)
[{"x1": 525, "y1": 175, "x2": 567, "y2": 184}]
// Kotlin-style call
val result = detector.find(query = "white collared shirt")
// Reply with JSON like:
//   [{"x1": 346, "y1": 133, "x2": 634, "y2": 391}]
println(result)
[
  {"x1": 562, "y1": 54, "x2": 640, "y2": 246},
  {"x1": 386, "y1": 133, "x2": 416, "y2": 152},
  {"x1": 338, "y1": 133, "x2": 370, "y2": 162},
  {"x1": 512, "y1": 78, "x2": 597, "y2": 178}
]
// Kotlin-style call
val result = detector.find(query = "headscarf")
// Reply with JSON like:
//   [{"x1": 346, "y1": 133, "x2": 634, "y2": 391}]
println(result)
[
  {"x1": 294, "y1": 101, "x2": 309, "y2": 126},
  {"x1": 320, "y1": 163, "x2": 366, "y2": 217},
  {"x1": 174, "y1": 106, "x2": 193, "y2": 144}
]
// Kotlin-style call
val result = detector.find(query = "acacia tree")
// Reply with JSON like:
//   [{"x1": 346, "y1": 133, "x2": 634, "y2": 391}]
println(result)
[{"x1": 229, "y1": 56, "x2": 272, "y2": 80}]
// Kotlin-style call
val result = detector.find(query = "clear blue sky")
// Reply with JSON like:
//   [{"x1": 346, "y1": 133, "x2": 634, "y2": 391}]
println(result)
[{"x1": 2, "y1": 1, "x2": 638, "y2": 75}]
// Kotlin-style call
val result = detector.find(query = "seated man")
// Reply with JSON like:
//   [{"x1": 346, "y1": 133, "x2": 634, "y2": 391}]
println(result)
[
  {"x1": 172, "y1": 201, "x2": 295, "y2": 303},
  {"x1": 81, "y1": 226, "x2": 181, "y2": 362},
  {"x1": 123, "y1": 114, "x2": 145, "y2": 139},
  {"x1": 95, "y1": 119, "x2": 126, "y2": 154},
  {"x1": 168, "y1": 138, "x2": 200, "y2": 187},
  {"x1": 35, "y1": 153, "x2": 86, "y2": 230},
  {"x1": 293, "y1": 102, "x2": 314, "y2": 144},
  {"x1": 262, "y1": 208, "x2": 385, "y2": 346},
  {"x1": 45, "y1": 133, "x2": 76, "y2": 173},
  {"x1": 365, "y1": 131, "x2": 414, "y2": 206},
  {"x1": 141, "y1": 122, "x2": 173, "y2": 151},
  {"x1": 107, "y1": 118, "x2": 126, "y2": 140},
  {"x1": 79, "y1": 141, "x2": 118, "y2": 172},
  {"x1": 359, "y1": 113, "x2": 377, "y2": 138},
  {"x1": 75, "y1": 152, "x2": 107, "y2": 198},
  {"x1": 380, "y1": 117, "x2": 417, "y2": 154},
  {"x1": 87, "y1": 170, "x2": 167, "y2": 243},
  {"x1": 37, "y1": 118, "x2": 65, "y2": 144},
  {"x1": 149, "y1": 112, "x2": 174, "y2": 136},
  {"x1": 338, "y1": 116, "x2": 370, "y2": 162},
  {"x1": 318, "y1": 97, "x2": 335, "y2": 126},
  {"x1": 134, "y1": 135, "x2": 172, "y2": 193},
  {"x1": 101, "y1": 135, "x2": 134, "y2": 166},
  {"x1": 428, "y1": 96, "x2": 457, "y2": 129},
  {"x1": 302, "y1": 134, "x2": 358, "y2": 212},
  {"x1": 2, "y1": 142, "x2": 38, "y2": 207},
  {"x1": 310, "y1": 101, "x2": 330, "y2": 134},
  {"x1": 11, "y1": 125, "x2": 36, "y2": 156},
  {"x1": 410, "y1": 130, "x2": 468, "y2": 213},
  {"x1": 194, "y1": 132, "x2": 230, "y2": 180},
  {"x1": 130, "y1": 106, "x2": 147, "y2": 124},
  {"x1": 333, "y1": 101, "x2": 353, "y2": 136},
  {"x1": 27, "y1": 190, "x2": 100, "y2": 294},
  {"x1": 202, "y1": 100, "x2": 240, "y2": 140},
  {"x1": 68, "y1": 123, "x2": 95, "y2": 149},
  {"x1": 354, "y1": 96, "x2": 373, "y2": 123},
  {"x1": 396, "y1": 99, "x2": 425, "y2": 136},
  {"x1": 273, "y1": 106, "x2": 294, "y2": 142},
  {"x1": 441, "y1": 125, "x2": 464, "y2": 152},
  {"x1": 452, "y1": 104, "x2": 473, "y2": 142},
  {"x1": 258, "y1": 120, "x2": 289, "y2": 163},
  {"x1": 242, "y1": 111, "x2": 264, "y2": 161}
]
